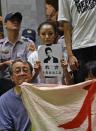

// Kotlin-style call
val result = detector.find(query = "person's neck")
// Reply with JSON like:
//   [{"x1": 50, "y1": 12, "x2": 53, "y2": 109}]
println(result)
[
  {"x1": 8, "y1": 31, "x2": 19, "y2": 44},
  {"x1": 46, "y1": 43, "x2": 52, "y2": 46}
]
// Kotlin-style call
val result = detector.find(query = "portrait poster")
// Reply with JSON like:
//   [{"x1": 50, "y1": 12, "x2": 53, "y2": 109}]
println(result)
[{"x1": 38, "y1": 44, "x2": 63, "y2": 77}]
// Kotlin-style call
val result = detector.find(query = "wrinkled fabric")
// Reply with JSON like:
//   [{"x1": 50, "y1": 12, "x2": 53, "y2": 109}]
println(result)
[{"x1": 21, "y1": 80, "x2": 96, "y2": 131}]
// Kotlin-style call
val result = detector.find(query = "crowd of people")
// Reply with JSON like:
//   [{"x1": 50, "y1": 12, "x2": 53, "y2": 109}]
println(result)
[{"x1": 0, "y1": 0, "x2": 96, "y2": 130}]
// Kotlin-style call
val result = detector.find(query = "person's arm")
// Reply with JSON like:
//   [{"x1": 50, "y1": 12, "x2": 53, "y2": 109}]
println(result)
[
  {"x1": 63, "y1": 69, "x2": 73, "y2": 85},
  {"x1": 32, "y1": 61, "x2": 40, "y2": 81},
  {"x1": 63, "y1": 21, "x2": 78, "y2": 70},
  {"x1": 0, "y1": 62, "x2": 5, "y2": 68},
  {"x1": 61, "y1": 59, "x2": 73, "y2": 85},
  {"x1": 32, "y1": 60, "x2": 45, "y2": 83},
  {"x1": 0, "y1": 98, "x2": 14, "y2": 130},
  {"x1": 0, "y1": 60, "x2": 13, "y2": 69}
]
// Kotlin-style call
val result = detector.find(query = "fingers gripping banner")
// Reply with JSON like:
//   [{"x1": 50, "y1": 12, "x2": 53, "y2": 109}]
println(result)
[{"x1": 21, "y1": 81, "x2": 96, "y2": 131}]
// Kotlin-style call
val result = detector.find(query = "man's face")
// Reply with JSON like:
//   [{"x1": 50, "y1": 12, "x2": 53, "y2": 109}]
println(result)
[
  {"x1": 5, "y1": 17, "x2": 21, "y2": 31},
  {"x1": 46, "y1": 4, "x2": 57, "y2": 21},
  {"x1": 11, "y1": 62, "x2": 33, "y2": 86},
  {"x1": 46, "y1": 49, "x2": 52, "y2": 58}
]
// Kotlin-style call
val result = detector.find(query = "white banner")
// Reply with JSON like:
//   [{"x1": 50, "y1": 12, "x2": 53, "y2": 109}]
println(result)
[{"x1": 21, "y1": 80, "x2": 96, "y2": 131}]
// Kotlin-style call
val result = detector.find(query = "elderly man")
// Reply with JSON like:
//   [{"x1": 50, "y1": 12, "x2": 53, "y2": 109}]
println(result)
[
  {"x1": 0, "y1": 12, "x2": 31, "y2": 95},
  {"x1": 0, "y1": 59, "x2": 37, "y2": 130}
]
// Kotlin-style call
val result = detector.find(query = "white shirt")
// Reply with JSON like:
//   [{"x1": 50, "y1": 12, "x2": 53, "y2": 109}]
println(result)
[{"x1": 58, "y1": 0, "x2": 96, "y2": 49}]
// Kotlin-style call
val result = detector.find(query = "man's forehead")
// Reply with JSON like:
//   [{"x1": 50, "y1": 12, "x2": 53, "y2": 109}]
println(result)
[{"x1": 12, "y1": 62, "x2": 29, "y2": 68}]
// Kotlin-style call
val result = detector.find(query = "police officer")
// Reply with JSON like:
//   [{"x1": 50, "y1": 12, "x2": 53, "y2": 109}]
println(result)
[{"x1": 0, "y1": 12, "x2": 31, "y2": 96}]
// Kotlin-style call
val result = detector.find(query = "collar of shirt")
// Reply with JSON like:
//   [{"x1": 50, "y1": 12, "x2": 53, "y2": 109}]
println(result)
[{"x1": 4, "y1": 36, "x2": 24, "y2": 46}]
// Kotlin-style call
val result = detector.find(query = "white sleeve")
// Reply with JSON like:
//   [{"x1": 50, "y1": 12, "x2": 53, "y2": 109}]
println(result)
[
  {"x1": 58, "y1": 0, "x2": 71, "y2": 22},
  {"x1": 28, "y1": 51, "x2": 38, "y2": 67},
  {"x1": 28, "y1": 55, "x2": 34, "y2": 67}
]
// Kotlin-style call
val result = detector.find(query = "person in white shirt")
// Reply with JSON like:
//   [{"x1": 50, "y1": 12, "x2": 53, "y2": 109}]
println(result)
[{"x1": 58, "y1": 0, "x2": 96, "y2": 83}]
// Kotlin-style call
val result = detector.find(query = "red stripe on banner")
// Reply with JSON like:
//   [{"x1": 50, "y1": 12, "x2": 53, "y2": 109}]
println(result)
[
  {"x1": 87, "y1": 103, "x2": 92, "y2": 131},
  {"x1": 58, "y1": 82, "x2": 96, "y2": 131}
]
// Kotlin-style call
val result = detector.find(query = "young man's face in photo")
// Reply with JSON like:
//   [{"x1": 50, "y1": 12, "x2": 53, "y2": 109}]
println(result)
[{"x1": 46, "y1": 49, "x2": 52, "y2": 58}]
